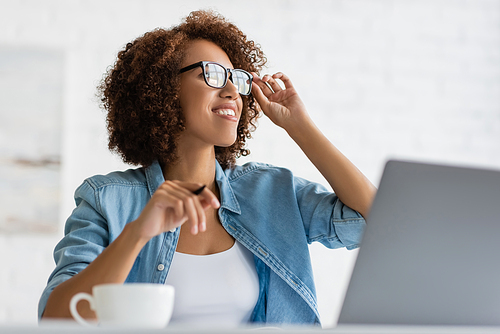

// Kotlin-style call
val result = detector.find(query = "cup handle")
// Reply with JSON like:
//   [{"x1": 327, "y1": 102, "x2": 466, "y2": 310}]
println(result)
[{"x1": 69, "y1": 292, "x2": 96, "y2": 327}]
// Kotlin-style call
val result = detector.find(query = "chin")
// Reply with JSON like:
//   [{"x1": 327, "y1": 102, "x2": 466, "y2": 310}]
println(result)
[{"x1": 215, "y1": 137, "x2": 238, "y2": 148}]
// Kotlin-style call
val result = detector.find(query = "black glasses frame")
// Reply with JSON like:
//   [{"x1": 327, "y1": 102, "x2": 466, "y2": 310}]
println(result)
[{"x1": 179, "y1": 61, "x2": 253, "y2": 96}]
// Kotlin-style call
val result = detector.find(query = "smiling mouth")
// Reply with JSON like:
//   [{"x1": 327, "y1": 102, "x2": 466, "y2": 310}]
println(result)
[{"x1": 212, "y1": 109, "x2": 236, "y2": 116}]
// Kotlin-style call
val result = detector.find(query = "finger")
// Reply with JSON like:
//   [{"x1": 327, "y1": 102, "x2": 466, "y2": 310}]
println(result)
[
  {"x1": 171, "y1": 180, "x2": 220, "y2": 209},
  {"x1": 185, "y1": 196, "x2": 199, "y2": 235},
  {"x1": 192, "y1": 185, "x2": 205, "y2": 195},
  {"x1": 192, "y1": 194, "x2": 207, "y2": 232},
  {"x1": 272, "y1": 72, "x2": 295, "y2": 90},
  {"x1": 169, "y1": 183, "x2": 208, "y2": 234},
  {"x1": 170, "y1": 180, "x2": 203, "y2": 192},
  {"x1": 164, "y1": 207, "x2": 176, "y2": 228},
  {"x1": 251, "y1": 83, "x2": 270, "y2": 112},
  {"x1": 255, "y1": 74, "x2": 275, "y2": 96},
  {"x1": 158, "y1": 190, "x2": 185, "y2": 225},
  {"x1": 169, "y1": 196, "x2": 186, "y2": 226},
  {"x1": 167, "y1": 183, "x2": 202, "y2": 235},
  {"x1": 266, "y1": 76, "x2": 283, "y2": 93},
  {"x1": 193, "y1": 186, "x2": 220, "y2": 210},
  {"x1": 153, "y1": 185, "x2": 184, "y2": 215},
  {"x1": 251, "y1": 73, "x2": 271, "y2": 108}
]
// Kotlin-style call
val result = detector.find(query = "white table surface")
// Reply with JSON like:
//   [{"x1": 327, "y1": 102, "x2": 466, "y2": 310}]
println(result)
[{"x1": 2, "y1": 322, "x2": 500, "y2": 334}]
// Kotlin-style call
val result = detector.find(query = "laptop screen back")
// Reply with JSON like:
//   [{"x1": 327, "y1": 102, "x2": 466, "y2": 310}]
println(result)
[{"x1": 338, "y1": 160, "x2": 500, "y2": 326}]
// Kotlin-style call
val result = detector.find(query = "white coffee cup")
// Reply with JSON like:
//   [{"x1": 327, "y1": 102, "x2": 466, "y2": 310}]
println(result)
[{"x1": 69, "y1": 283, "x2": 175, "y2": 328}]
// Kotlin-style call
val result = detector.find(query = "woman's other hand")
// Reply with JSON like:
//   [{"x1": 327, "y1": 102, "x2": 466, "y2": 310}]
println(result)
[
  {"x1": 251, "y1": 72, "x2": 311, "y2": 132},
  {"x1": 131, "y1": 181, "x2": 220, "y2": 241}
]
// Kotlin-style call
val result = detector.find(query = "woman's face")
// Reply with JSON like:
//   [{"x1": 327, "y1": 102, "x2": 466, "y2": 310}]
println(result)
[{"x1": 178, "y1": 39, "x2": 243, "y2": 149}]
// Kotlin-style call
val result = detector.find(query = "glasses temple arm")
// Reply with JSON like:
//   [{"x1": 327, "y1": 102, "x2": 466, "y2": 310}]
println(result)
[{"x1": 179, "y1": 61, "x2": 204, "y2": 74}]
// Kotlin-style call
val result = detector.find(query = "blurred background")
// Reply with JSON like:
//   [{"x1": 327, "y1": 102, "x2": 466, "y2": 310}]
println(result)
[{"x1": 0, "y1": 0, "x2": 499, "y2": 328}]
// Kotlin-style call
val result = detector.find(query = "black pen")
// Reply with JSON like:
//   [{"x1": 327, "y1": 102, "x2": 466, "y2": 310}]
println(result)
[{"x1": 192, "y1": 185, "x2": 206, "y2": 195}]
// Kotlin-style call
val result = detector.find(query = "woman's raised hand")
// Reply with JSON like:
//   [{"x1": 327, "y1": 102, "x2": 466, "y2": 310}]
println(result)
[
  {"x1": 132, "y1": 181, "x2": 220, "y2": 241},
  {"x1": 251, "y1": 72, "x2": 310, "y2": 131}
]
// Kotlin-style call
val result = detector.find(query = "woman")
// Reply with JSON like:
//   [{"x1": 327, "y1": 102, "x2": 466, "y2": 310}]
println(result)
[{"x1": 39, "y1": 10, "x2": 376, "y2": 327}]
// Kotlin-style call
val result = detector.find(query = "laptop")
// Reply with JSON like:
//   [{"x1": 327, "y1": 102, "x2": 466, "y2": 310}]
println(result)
[{"x1": 338, "y1": 159, "x2": 500, "y2": 326}]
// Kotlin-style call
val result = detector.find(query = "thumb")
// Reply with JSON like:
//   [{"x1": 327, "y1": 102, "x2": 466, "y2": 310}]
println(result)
[{"x1": 251, "y1": 74, "x2": 270, "y2": 111}]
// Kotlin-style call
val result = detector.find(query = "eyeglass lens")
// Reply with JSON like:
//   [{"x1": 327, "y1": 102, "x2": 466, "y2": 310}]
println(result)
[
  {"x1": 204, "y1": 63, "x2": 251, "y2": 95},
  {"x1": 205, "y1": 63, "x2": 226, "y2": 88},
  {"x1": 232, "y1": 70, "x2": 252, "y2": 95}
]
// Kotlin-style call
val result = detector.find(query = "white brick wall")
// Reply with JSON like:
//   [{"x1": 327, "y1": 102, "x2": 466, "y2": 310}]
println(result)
[{"x1": 1, "y1": 0, "x2": 499, "y2": 327}]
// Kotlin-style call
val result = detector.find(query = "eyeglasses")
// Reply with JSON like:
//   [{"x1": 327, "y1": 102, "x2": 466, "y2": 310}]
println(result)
[{"x1": 179, "y1": 61, "x2": 253, "y2": 96}]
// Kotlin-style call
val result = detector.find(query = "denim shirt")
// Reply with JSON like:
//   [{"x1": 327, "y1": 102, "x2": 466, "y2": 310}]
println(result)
[{"x1": 38, "y1": 160, "x2": 365, "y2": 325}]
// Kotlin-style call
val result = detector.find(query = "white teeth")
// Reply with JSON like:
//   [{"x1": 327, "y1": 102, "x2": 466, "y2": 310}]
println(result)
[{"x1": 214, "y1": 109, "x2": 235, "y2": 116}]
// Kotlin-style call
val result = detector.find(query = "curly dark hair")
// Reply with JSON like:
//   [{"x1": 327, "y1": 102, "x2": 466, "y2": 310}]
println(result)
[{"x1": 98, "y1": 10, "x2": 267, "y2": 170}]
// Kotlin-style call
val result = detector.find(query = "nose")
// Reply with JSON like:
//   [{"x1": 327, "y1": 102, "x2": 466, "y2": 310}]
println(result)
[{"x1": 219, "y1": 75, "x2": 239, "y2": 99}]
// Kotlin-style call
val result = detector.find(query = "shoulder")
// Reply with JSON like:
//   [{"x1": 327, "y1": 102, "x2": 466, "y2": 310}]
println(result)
[
  {"x1": 224, "y1": 161, "x2": 329, "y2": 195},
  {"x1": 72, "y1": 166, "x2": 149, "y2": 211},
  {"x1": 224, "y1": 161, "x2": 294, "y2": 182},
  {"x1": 79, "y1": 166, "x2": 148, "y2": 192}
]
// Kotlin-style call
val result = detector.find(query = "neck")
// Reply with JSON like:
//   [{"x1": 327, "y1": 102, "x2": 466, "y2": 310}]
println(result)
[{"x1": 161, "y1": 140, "x2": 218, "y2": 192}]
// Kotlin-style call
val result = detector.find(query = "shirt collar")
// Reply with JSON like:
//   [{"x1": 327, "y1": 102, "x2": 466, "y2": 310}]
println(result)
[
  {"x1": 145, "y1": 160, "x2": 241, "y2": 215},
  {"x1": 214, "y1": 160, "x2": 241, "y2": 215}
]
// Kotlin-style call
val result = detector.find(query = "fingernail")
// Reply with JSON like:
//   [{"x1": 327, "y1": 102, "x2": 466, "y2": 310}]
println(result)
[
  {"x1": 192, "y1": 225, "x2": 198, "y2": 235},
  {"x1": 201, "y1": 222, "x2": 206, "y2": 232}
]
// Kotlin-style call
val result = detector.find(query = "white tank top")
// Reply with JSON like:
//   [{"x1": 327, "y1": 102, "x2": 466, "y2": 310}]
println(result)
[{"x1": 165, "y1": 240, "x2": 259, "y2": 327}]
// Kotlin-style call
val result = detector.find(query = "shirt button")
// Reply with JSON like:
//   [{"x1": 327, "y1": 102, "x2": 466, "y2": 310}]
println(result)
[{"x1": 157, "y1": 264, "x2": 165, "y2": 271}]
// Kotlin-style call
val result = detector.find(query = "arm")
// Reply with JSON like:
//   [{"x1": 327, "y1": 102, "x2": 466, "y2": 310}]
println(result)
[
  {"x1": 42, "y1": 180, "x2": 219, "y2": 319},
  {"x1": 251, "y1": 73, "x2": 376, "y2": 218},
  {"x1": 43, "y1": 222, "x2": 148, "y2": 319}
]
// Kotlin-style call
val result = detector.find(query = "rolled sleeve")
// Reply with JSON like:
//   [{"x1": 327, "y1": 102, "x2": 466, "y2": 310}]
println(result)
[
  {"x1": 295, "y1": 176, "x2": 366, "y2": 249},
  {"x1": 331, "y1": 218, "x2": 366, "y2": 250},
  {"x1": 38, "y1": 180, "x2": 109, "y2": 319}
]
